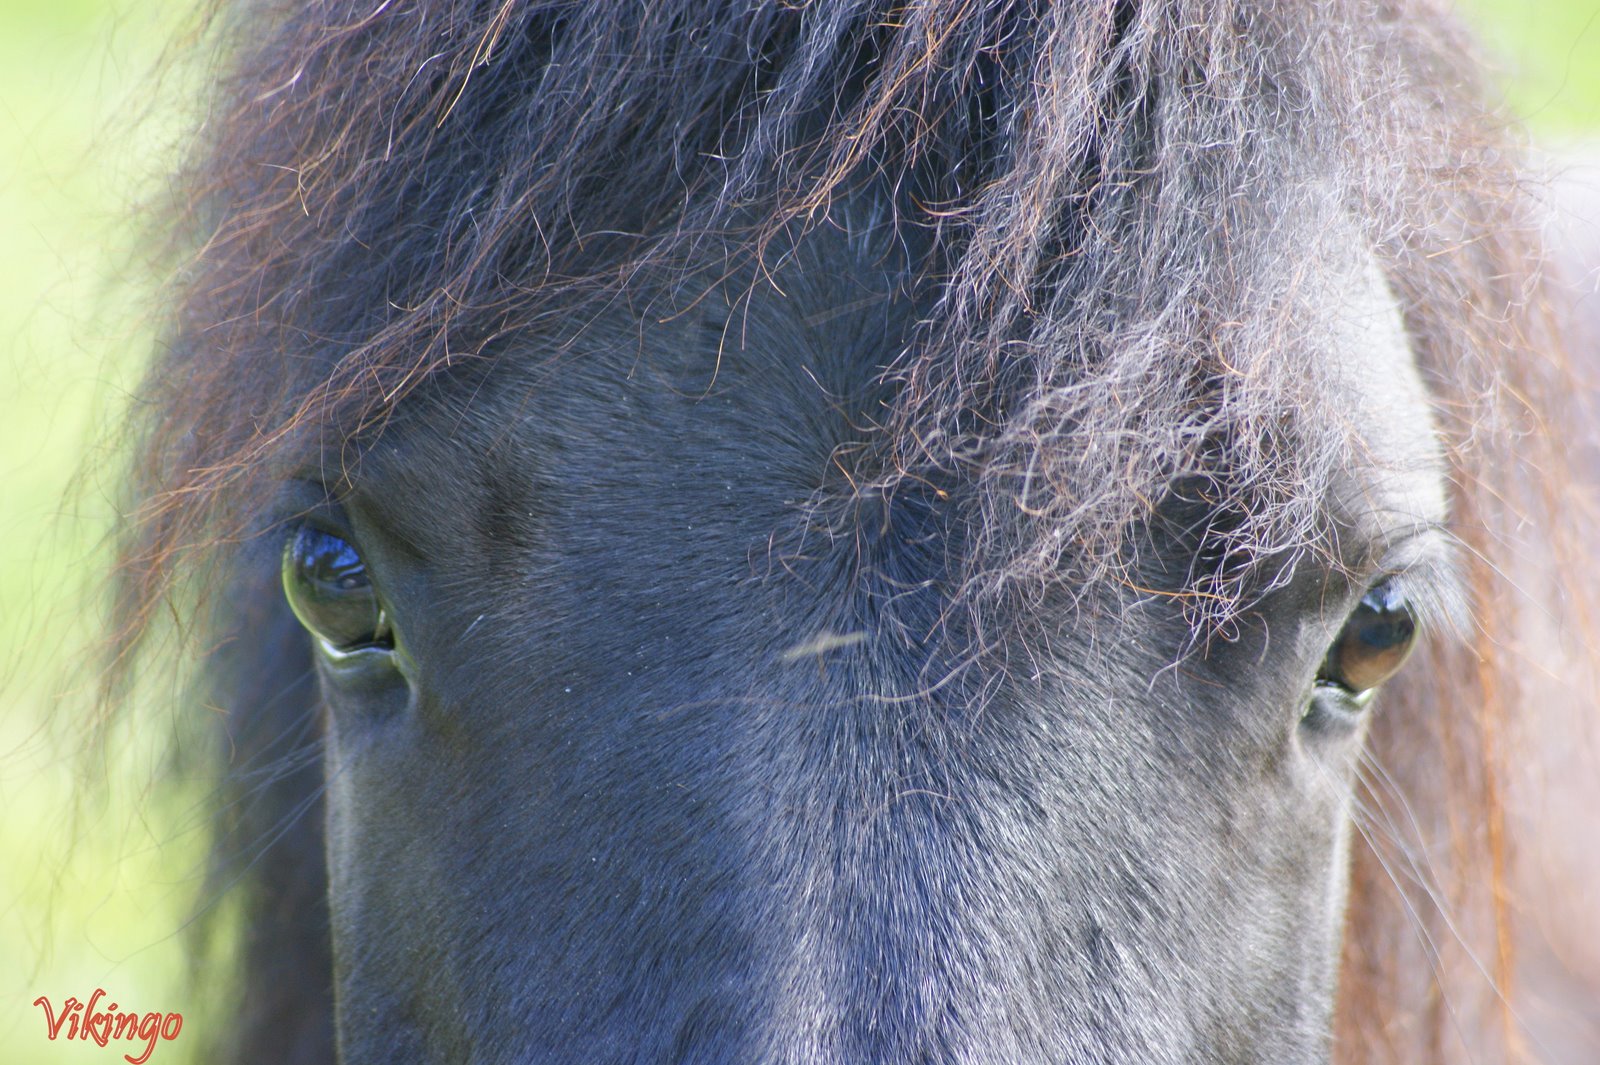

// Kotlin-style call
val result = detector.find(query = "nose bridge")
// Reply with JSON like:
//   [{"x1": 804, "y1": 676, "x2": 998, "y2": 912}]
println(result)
[
  {"x1": 690, "y1": 524, "x2": 971, "y2": 1037},
  {"x1": 707, "y1": 633, "x2": 1184, "y2": 1063},
  {"x1": 716, "y1": 659, "x2": 1008, "y2": 1061}
]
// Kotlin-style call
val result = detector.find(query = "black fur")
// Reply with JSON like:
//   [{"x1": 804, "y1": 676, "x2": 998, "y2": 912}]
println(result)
[{"x1": 126, "y1": 1, "x2": 1572, "y2": 1061}]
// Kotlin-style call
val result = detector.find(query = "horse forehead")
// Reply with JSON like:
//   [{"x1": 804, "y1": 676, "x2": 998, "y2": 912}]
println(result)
[
  {"x1": 361, "y1": 226, "x2": 1443, "y2": 558},
  {"x1": 365, "y1": 233, "x2": 919, "y2": 490},
  {"x1": 1318, "y1": 246, "x2": 1447, "y2": 541}
]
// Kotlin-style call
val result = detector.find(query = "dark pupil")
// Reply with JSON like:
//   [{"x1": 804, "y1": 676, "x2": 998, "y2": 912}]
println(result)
[
  {"x1": 1352, "y1": 605, "x2": 1414, "y2": 653},
  {"x1": 283, "y1": 526, "x2": 387, "y2": 652},
  {"x1": 1327, "y1": 582, "x2": 1417, "y2": 694}
]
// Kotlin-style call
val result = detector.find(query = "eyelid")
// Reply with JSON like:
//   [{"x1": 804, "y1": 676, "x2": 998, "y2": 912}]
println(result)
[
  {"x1": 1362, "y1": 527, "x2": 1467, "y2": 641},
  {"x1": 269, "y1": 477, "x2": 349, "y2": 535}
]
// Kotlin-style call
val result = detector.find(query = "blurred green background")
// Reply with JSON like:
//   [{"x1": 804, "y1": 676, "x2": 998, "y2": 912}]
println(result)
[{"x1": 1, "y1": 2, "x2": 1596, "y2": 1062}]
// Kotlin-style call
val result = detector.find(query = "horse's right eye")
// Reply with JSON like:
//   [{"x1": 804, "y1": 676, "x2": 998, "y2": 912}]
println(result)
[
  {"x1": 1316, "y1": 578, "x2": 1418, "y2": 700},
  {"x1": 282, "y1": 525, "x2": 394, "y2": 656}
]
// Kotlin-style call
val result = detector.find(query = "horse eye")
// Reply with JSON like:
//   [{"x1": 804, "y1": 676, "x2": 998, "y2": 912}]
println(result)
[
  {"x1": 282, "y1": 525, "x2": 393, "y2": 655},
  {"x1": 1317, "y1": 579, "x2": 1417, "y2": 697}
]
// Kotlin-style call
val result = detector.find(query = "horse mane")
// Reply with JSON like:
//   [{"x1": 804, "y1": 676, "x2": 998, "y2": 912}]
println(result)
[{"x1": 117, "y1": 1, "x2": 1599, "y2": 1061}]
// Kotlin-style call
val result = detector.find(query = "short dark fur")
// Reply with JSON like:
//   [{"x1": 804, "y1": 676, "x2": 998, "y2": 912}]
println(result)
[{"x1": 119, "y1": 1, "x2": 1596, "y2": 1062}]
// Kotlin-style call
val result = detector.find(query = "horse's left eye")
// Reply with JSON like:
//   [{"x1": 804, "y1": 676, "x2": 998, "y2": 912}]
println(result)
[
  {"x1": 282, "y1": 525, "x2": 394, "y2": 655},
  {"x1": 1317, "y1": 579, "x2": 1417, "y2": 697}
]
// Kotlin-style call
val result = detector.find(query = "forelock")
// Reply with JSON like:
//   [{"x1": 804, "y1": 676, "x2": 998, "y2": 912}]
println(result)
[{"x1": 127, "y1": 0, "x2": 1539, "y2": 648}]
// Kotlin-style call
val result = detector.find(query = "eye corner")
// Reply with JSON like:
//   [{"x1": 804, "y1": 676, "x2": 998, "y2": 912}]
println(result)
[{"x1": 1301, "y1": 677, "x2": 1377, "y2": 733}]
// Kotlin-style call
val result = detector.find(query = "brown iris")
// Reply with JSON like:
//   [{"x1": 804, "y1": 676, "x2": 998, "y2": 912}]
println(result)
[{"x1": 1318, "y1": 580, "x2": 1417, "y2": 697}]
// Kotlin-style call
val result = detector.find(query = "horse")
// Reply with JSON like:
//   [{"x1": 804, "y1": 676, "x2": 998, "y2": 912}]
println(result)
[{"x1": 115, "y1": 1, "x2": 1600, "y2": 1061}]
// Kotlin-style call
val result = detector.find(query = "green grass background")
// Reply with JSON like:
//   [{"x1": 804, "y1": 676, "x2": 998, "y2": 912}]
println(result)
[{"x1": 2, "y1": 2, "x2": 1596, "y2": 1062}]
